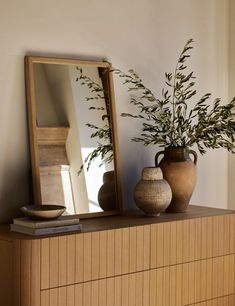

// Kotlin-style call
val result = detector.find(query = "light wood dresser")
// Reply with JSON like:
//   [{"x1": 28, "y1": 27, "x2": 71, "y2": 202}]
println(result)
[{"x1": 1, "y1": 205, "x2": 235, "y2": 306}]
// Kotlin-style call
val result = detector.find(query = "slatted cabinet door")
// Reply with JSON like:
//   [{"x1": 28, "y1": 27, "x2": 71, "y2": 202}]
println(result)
[
  {"x1": 40, "y1": 225, "x2": 151, "y2": 290},
  {"x1": 40, "y1": 255, "x2": 235, "y2": 306},
  {"x1": 1, "y1": 206, "x2": 235, "y2": 306}
]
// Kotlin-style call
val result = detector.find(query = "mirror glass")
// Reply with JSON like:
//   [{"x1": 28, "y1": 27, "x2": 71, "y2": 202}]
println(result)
[{"x1": 25, "y1": 57, "x2": 122, "y2": 217}]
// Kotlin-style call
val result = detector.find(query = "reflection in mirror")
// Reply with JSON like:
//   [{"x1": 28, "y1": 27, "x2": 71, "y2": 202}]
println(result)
[{"x1": 25, "y1": 57, "x2": 121, "y2": 217}]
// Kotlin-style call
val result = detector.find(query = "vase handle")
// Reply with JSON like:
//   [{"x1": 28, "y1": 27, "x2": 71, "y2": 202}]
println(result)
[
  {"x1": 189, "y1": 149, "x2": 198, "y2": 165},
  {"x1": 155, "y1": 150, "x2": 165, "y2": 166}
]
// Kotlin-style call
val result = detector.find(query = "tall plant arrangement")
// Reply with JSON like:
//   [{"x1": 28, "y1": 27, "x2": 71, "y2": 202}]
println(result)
[{"x1": 113, "y1": 39, "x2": 235, "y2": 154}]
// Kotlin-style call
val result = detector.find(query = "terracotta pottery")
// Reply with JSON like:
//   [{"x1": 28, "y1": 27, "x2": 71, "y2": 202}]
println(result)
[
  {"x1": 98, "y1": 170, "x2": 117, "y2": 211},
  {"x1": 155, "y1": 146, "x2": 197, "y2": 213},
  {"x1": 134, "y1": 167, "x2": 172, "y2": 216}
]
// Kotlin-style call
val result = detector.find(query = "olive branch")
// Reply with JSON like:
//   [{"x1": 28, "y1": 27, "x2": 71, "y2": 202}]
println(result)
[{"x1": 113, "y1": 39, "x2": 235, "y2": 154}]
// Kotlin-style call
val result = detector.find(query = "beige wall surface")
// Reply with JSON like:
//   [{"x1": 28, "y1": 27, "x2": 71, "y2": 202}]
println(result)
[{"x1": 0, "y1": 0, "x2": 233, "y2": 222}]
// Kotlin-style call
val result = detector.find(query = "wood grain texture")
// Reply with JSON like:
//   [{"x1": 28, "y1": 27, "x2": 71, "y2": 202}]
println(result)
[
  {"x1": 0, "y1": 209, "x2": 235, "y2": 306},
  {"x1": 39, "y1": 256, "x2": 235, "y2": 306}
]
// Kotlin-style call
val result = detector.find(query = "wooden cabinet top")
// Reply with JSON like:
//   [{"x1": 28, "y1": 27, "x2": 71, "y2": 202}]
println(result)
[{"x1": 0, "y1": 205, "x2": 234, "y2": 241}]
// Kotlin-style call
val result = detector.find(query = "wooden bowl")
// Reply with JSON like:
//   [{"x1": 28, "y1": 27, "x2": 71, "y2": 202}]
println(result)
[{"x1": 21, "y1": 205, "x2": 66, "y2": 220}]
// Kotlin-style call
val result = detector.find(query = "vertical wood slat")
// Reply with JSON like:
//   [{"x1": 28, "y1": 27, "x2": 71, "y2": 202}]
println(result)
[
  {"x1": 207, "y1": 217, "x2": 213, "y2": 258},
  {"x1": 201, "y1": 217, "x2": 208, "y2": 259},
  {"x1": 99, "y1": 279, "x2": 107, "y2": 306},
  {"x1": 163, "y1": 222, "x2": 171, "y2": 267},
  {"x1": 136, "y1": 272, "x2": 143, "y2": 306},
  {"x1": 107, "y1": 230, "x2": 115, "y2": 277},
  {"x1": 230, "y1": 214, "x2": 235, "y2": 254},
  {"x1": 91, "y1": 280, "x2": 99, "y2": 306},
  {"x1": 170, "y1": 221, "x2": 177, "y2": 265},
  {"x1": 74, "y1": 283, "x2": 83, "y2": 306},
  {"x1": 75, "y1": 233, "x2": 84, "y2": 283},
  {"x1": 176, "y1": 220, "x2": 183, "y2": 264},
  {"x1": 41, "y1": 290, "x2": 49, "y2": 306},
  {"x1": 83, "y1": 233, "x2": 92, "y2": 282},
  {"x1": 41, "y1": 239, "x2": 50, "y2": 290},
  {"x1": 58, "y1": 236, "x2": 67, "y2": 286},
  {"x1": 20, "y1": 240, "x2": 31, "y2": 306},
  {"x1": 49, "y1": 288, "x2": 58, "y2": 306},
  {"x1": 128, "y1": 273, "x2": 136, "y2": 306},
  {"x1": 156, "y1": 267, "x2": 164, "y2": 306},
  {"x1": 91, "y1": 232, "x2": 99, "y2": 280},
  {"x1": 31, "y1": 240, "x2": 41, "y2": 306},
  {"x1": 183, "y1": 220, "x2": 190, "y2": 263},
  {"x1": 114, "y1": 229, "x2": 122, "y2": 275},
  {"x1": 136, "y1": 226, "x2": 144, "y2": 271},
  {"x1": 122, "y1": 228, "x2": 129, "y2": 274},
  {"x1": 13, "y1": 240, "x2": 21, "y2": 306},
  {"x1": 150, "y1": 224, "x2": 157, "y2": 269},
  {"x1": 67, "y1": 235, "x2": 76, "y2": 285},
  {"x1": 169, "y1": 265, "x2": 177, "y2": 306},
  {"x1": 99, "y1": 230, "x2": 107, "y2": 278},
  {"x1": 149, "y1": 268, "x2": 156, "y2": 306},
  {"x1": 189, "y1": 219, "x2": 196, "y2": 263},
  {"x1": 129, "y1": 227, "x2": 137, "y2": 273},
  {"x1": 83, "y1": 282, "x2": 91, "y2": 306},
  {"x1": 49, "y1": 237, "x2": 59, "y2": 288},
  {"x1": 195, "y1": 218, "x2": 202, "y2": 260},
  {"x1": 58, "y1": 287, "x2": 67, "y2": 306},
  {"x1": 67, "y1": 284, "x2": 75, "y2": 306},
  {"x1": 143, "y1": 225, "x2": 150, "y2": 270},
  {"x1": 114, "y1": 276, "x2": 122, "y2": 306},
  {"x1": 155, "y1": 223, "x2": 165, "y2": 267},
  {"x1": 213, "y1": 216, "x2": 220, "y2": 257},
  {"x1": 107, "y1": 277, "x2": 115, "y2": 306}
]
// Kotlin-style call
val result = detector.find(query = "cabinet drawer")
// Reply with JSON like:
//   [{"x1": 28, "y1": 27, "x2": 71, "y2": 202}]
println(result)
[
  {"x1": 41, "y1": 255, "x2": 234, "y2": 306},
  {"x1": 41, "y1": 214, "x2": 235, "y2": 290},
  {"x1": 41, "y1": 225, "x2": 151, "y2": 289}
]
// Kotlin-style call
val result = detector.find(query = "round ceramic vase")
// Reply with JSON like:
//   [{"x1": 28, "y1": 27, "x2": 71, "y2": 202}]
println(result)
[
  {"x1": 134, "y1": 167, "x2": 172, "y2": 216},
  {"x1": 98, "y1": 170, "x2": 117, "y2": 211}
]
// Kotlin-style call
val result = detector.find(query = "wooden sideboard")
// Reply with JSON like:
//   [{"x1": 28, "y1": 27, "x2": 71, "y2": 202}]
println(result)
[{"x1": 0, "y1": 205, "x2": 235, "y2": 306}]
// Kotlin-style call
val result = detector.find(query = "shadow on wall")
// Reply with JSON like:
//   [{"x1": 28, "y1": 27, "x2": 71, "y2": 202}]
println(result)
[{"x1": 0, "y1": 165, "x2": 31, "y2": 224}]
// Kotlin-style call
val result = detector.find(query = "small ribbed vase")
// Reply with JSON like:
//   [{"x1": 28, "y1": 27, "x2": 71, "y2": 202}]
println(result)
[{"x1": 134, "y1": 167, "x2": 172, "y2": 216}]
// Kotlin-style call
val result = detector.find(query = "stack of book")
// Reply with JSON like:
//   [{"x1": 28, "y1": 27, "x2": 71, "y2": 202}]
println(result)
[{"x1": 11, "y1": 215, "x2": 82, "y2": 235}]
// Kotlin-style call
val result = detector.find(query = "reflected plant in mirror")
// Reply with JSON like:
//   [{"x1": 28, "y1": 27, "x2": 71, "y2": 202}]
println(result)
[
  {"x1": 25, "y1": 57, "x2": 122, "y2": 218},
  {"x1": 76, "y1": 67, "x2": 113, "y2": 175},
  {"x1": 75, "y1": 66, "x2": 116, "y2": 211}
]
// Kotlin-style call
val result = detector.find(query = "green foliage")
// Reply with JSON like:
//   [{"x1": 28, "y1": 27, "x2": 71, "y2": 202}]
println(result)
[
  {"x1": 76, "y1": 68, "x2": 113, "y2": 175},
  {"x1": 113, "y1": 39, "x2": 235, "y2": 154}
]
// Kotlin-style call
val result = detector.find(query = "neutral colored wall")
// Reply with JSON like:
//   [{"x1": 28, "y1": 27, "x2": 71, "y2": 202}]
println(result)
[{"x1": 0, "y1": 0, "x2": 232, "y2": 222}]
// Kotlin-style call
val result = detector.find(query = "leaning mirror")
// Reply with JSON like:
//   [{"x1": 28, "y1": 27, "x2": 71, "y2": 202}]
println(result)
[{"x1": 25, "y1": 56, "x2": 122, "y2": 218}]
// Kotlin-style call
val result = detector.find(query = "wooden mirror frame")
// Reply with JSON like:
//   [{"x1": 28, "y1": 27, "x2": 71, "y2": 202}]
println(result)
[{"x1": 25, "y1": 56, "x2": 123, "y2": 218}]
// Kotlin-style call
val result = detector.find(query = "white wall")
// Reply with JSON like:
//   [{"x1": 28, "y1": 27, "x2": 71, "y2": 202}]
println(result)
[{"x1": 0, "y1": 0, "x2": 232, "y2": 222}]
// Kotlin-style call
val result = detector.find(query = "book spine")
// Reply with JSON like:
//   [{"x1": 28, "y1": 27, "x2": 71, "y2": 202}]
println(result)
[{"x1": 35, "y1": 224, "x2": 82, "y2": 235}]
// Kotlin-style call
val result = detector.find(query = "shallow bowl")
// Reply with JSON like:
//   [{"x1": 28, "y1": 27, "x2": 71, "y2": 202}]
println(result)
[{"x1": 21, "y1": 205, "x2": 66, "y2": 220}]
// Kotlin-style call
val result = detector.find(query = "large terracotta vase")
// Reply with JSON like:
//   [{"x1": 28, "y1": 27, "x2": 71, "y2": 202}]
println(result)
[{"x1": 155, "y1": 147, "x2": 197, "y2": 213}]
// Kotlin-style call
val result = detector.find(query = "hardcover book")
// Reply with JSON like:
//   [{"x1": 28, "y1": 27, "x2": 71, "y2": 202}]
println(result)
[
  {"x1": 10, "y1": 223, "x2": 82, "y2": 236},
  {"x1": 13, "y1": 215, "x2": 80, "y2": 229}
]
